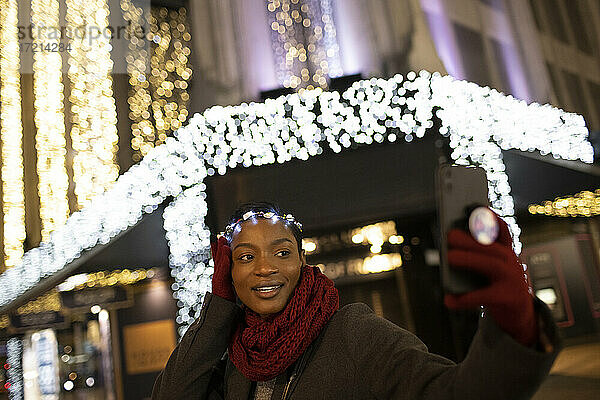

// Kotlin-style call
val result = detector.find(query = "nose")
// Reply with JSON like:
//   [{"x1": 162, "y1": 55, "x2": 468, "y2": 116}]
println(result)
[{"x1": 253, "y1": 254, "x2": 278, "y2": 276}]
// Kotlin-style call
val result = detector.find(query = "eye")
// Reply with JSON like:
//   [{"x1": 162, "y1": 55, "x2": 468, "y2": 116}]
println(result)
[
  {"x1": 276, "y1": 249, "x2": 291, "y2": 257},
  {"x1": 238, "y1": 254, "x2": 254, "y2": 262}
]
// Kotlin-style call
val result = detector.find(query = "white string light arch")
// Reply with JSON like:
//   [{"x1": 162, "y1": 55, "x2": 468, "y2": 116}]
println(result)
[{"x1": 0, "y1": 72, "x2": 593, "y2": 343}]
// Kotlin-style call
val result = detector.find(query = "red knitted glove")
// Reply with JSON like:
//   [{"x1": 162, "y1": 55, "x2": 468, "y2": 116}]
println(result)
[
  {"x1": 444, "y1": 213, "x2": 538, "y2": 347},
  {"x1": 210, "y1": 236, "x2": 236, "y2": 302}
]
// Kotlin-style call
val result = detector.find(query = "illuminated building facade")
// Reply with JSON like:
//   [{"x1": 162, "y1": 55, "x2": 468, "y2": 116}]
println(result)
[
  {"x1": 420, "y1": 0, "x2": 600, "y2": 134},
  {"x1": 0, "y1": 1, "x2": 193, "y2": 398}
]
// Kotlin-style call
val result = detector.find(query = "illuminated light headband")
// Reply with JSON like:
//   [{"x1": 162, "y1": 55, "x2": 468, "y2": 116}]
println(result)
[{"x1": 222, "y1": 211, "x2": 303, "y2": 240}]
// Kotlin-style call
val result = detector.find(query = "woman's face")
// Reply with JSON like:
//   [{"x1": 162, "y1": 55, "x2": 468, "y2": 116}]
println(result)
[{"x1": 230, "y1": 218, "x2": 304, "y2": 318}]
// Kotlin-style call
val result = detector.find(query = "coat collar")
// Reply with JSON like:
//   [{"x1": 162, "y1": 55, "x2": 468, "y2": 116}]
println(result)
[{"x1": 225, "y1": 360, "x2": 252, "y2": 399}]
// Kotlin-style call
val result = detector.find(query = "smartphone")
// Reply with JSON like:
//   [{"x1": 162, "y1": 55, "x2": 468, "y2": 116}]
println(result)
[{"x1": 436, "y1": 164, "x2": 490, "y2": 294}]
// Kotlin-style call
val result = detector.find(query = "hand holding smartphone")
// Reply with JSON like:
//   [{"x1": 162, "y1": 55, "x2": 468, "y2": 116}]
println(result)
[{"x1": 436, "y1": 164, "x2": 492, "y2": 294}]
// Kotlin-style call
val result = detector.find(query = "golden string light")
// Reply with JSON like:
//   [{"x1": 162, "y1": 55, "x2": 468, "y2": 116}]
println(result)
[
  {"x1": 1, "y1": 268, "x2": 156, "y2": 326},
  {"x1": 57, "y1": 267, "x2": 157, "y2": 291},
  {"x1": 122, "y1": 2, "x2": 192, "y2": 162},
  {"x1": 267, "y1": 0, "x2": 341, "y2": 90},
  {"x1": 306, "y1": 220, "x2": 402, "y2": 280},
  {"x1": 350, "y1": 221, "x2": 398, "y2": 254},
  {"x1": 66, "y1": 0, "x2": 119, "y2": 208},
  {"x1": 121, "y1": 0, "x2": 154, "y2": 161},
  {"x1": 147, "y1": 7, "x2": 192, "y2": 154},
  {"x1": 317, "y1": 253, "x2": 403, "y2": 280},
  {"x1": 0, "y1": 0, "x2": 26, "y2": 268},
  {"x1": 268, "y1": 0, "x2": 308, "y2": 89},
  {"x1": 303, "y1": 221, "x2": 402, "y2": 256},
  {"x1": 16, "y1": 290, "x2": 62, "y2": 315},
  {"x1": 31, "y1": 0, "x2": 70, "y2": 240},
  {"x1": 528, "y1": 189, "x2": 600, "y2": 217},
  {"x1": 0, "y1": 314, "x2": 8, "y2": 329}
]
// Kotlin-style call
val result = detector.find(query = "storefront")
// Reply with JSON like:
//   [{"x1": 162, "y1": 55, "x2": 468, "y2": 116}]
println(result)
[
  {"x1": 0, "y1": 267, "x2": 178, "y2": 400},
  {"x1": 0, "y1": 207, "x2": 177, "y2": 399}
]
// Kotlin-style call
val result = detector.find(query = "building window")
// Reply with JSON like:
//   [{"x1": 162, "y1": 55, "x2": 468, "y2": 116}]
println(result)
[
  {"x1": 528, "y1": 0, "x2": 544, "y2": 33},
  {"x1": 489, "y1": 38, "x2": 514, "y2": 95},
  {"x1": 480, "y1": 0, "x2": 504, "y2": 11},
  {"x1": 544, "y1": 0, "x2": 569, "y2": 43},
  {"x1": 588, "y1": 80, "x2": 600, "y2": 131},
  {"x1": 563, "y1": 0, "x2": 593, "y2": 55},
  {"x1": 561, "y1": 70, "x2": 591, "y2": 125},
  {"x1": 452, "y1": 23, "x2": 493, "y2": 88},
  {"x1": 546, "y1": 62, "x2": 565, "y2": 107}
]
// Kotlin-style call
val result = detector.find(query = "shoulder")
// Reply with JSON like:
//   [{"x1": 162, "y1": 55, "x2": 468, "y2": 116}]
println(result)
[
  {"x1": 327, "y1": 303, "x2": 426, "y2": 351},
  {"x1": 325, "y1": 303, "x2": 373, "y2": 335},
  {"x1": 333, "y1": 302, "x2": 374, "y2": 321},
  {"x1": 330, "y1": 302, "x2": 410, "y2": 332},
  {"x1": 315, "y1": 302, "x2": 429, "y2": 385}
]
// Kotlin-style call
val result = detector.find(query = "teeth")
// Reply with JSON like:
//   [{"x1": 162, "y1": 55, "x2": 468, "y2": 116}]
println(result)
[{"x1": 254, "y1": 285, "x2": 281, "y2": 292}]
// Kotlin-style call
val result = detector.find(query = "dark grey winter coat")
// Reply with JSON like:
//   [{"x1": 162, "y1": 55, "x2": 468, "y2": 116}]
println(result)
[{"x1": 152, "y1": 293, "x2": 558, "y2": 400}]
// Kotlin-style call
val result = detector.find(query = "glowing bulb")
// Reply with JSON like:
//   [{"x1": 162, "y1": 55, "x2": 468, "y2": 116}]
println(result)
[
  {"x1": 352, "y1": 233, "x2": 364, "y2": 244},
  {"x1": 361, "y1": 254, "x2": 400, "y2": 274},
  {"x1": 536, "y1": 288, "x2": 557, "y2": 306},
  {"x1": 370, "y1": 244, "x2": 382, "y2": 254},
  {"x1": 302, "y1": 240, "x2": 317, "y2": 253},
  {"x1": 389, "y1": 235, "x2": 404, "y2": 244},
  {"x1": 99, "y1": 309, "x2": 109, "y2": 322}
]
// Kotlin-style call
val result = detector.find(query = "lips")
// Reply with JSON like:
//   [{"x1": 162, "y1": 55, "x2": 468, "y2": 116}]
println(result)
[{"x1": 252, "y1": 282, "x2": 284, "y2": 298}]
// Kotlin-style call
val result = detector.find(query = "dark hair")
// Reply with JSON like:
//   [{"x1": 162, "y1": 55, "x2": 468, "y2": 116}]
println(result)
[{"x1": 225, "y1": 201, "x2": 303, "y2": 254}]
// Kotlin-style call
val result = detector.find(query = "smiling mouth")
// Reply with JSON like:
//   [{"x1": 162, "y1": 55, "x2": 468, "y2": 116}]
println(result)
[{"x1": 252, "y1": 284, "x2": 284, "y2": 297}]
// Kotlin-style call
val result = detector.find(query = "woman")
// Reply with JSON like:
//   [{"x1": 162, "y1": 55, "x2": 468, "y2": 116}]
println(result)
[{"x1": 152, "y1": 202, "x2": 558, "y2": 400}]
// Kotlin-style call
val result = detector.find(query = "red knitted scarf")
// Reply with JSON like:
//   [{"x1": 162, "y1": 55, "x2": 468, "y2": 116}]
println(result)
[{"x1": 229, "y1": 265, "x2": 339, "y2": 381}]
